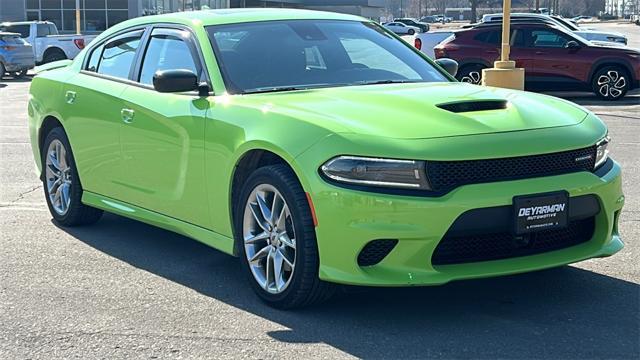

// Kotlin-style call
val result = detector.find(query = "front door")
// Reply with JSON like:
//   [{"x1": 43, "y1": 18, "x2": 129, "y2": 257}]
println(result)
[{"x1": 118, "y1": 27, "x2": 211, "y2": 228}]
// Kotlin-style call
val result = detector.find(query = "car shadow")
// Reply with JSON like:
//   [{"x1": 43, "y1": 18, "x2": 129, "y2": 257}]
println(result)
[
  {"x1": 0, "y1": 75, "x2": 33, "y2": 83},
  {"x1": 57, "y1": 213, "x2": 639, "y2": 359}
]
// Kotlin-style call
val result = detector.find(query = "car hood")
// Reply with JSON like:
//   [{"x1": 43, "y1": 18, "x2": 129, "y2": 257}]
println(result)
[
  {"x1": 588, "y1": 40, "x2": 638, "y2": 52},
  {"x1": 241, "y1": 82, "x2": 589, "y2": 140}
]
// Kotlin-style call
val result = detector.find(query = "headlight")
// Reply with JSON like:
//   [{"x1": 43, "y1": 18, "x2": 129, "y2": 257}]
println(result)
[
  {"x1": 595, "y1": 136, "x2": 610, "y2": 169},
  {"x1": 320, "y1": 156, "x2": 430, "y2": 190}
]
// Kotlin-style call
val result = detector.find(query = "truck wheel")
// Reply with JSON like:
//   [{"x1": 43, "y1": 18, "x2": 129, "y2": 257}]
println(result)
[
  {"x1": 43, "y1": 49, "x2": 67, "y2": 64},
  {"x1": 592, "y1": 66, "x2": 629, "y2": 101}
]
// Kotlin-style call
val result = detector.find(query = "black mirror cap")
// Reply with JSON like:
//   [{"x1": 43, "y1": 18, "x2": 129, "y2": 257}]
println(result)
[
  {"x1": 435, "y1": 58, "x2": 459, "y2": 77},
  {"x1": 153, "y1": 69, "x2": 198, "y2": 93},
  {"x1": 565, "y1": 40, "x2": 581, "y2": 49}
]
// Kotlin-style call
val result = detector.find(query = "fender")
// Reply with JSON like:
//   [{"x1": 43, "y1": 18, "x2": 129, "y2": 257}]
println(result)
[{"x1": 456, "y1": 58, "x2": 492, "y2": 70}]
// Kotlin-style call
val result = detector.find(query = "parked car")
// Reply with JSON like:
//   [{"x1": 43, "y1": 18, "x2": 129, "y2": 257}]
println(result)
[
  {"x1": 29, "y1": 9, "x2": 624, "y2": 309},
  {"x1": 434, "y1": 22, "x2": 640, "y2": 100},
  {"x1": 434, "y1": 15, "x2": 453, "y2": 23},
  {"x1": 481, "y1": 13, "x2": 628, "y2": 44},
  {"x1": 0, "y1": 21, "x2": 96, "y2": 64},
  {"x1": 414, "y1": 30, "x2": 455, "y2": 58},
  {"x1": 383, "y1": 21, "x2": 421, "y2": 35},
  {"x1": 394, "y1": 18, "x2": 430, "y2": 33},
  {"x1": 419, "y1": 15, "x2": 438, "y2": 23},
  {"x1": 0, "y1": 32, "x2": 35, "y2": 79}
]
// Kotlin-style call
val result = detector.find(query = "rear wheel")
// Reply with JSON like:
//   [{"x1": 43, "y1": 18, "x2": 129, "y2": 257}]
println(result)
[
  {"x1": 592, "y1": 66, "x2": 630, "y2": 100},
  {"x1": 42, "y1": 127, "x2": 103, "y2": 226},
  {"x1": 457, "y1": 64, "x2": 485, "y2": 85},
  {"x1": 42, "y1": 49, "x2": 66, "y2": 64},
  {"x1": 237, "y1": 164, "x2": 334, "y2": 309},
  {"x1": 408, "y1": 29, "x2": 416, "y2": 35}
]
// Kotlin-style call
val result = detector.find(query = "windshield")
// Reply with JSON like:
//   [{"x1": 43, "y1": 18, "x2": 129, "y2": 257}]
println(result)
[
  {"x1": 206, "y1": 20, "x2": 448, "y2": 94},
  {"x1": 551, "y1": 16, "x2": 579, "y2": 31}
]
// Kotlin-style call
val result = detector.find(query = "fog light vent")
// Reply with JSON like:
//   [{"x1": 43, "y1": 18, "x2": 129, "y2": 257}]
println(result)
[{"x1": 357, "y1": 239, "x2": 398, "y2": 267}]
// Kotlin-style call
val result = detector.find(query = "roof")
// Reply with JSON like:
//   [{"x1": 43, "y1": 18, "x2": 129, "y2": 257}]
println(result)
[{"x1": 124, "y1": 8, "x2": 365, "y2": 27}]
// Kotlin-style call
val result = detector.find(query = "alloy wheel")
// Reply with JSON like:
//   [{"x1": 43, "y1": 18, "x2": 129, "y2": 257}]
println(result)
[
  {"x1": 45, "y1": 139, "x2": 72, "y2": 215},
  {"x1": 243, "y1": 184, "x2": 296, "y2": 294},
  {"x1": 461, "y1": 71, "x2": 482, "y2": 85},
  {"x1": 597, "y1": 70, "x2": 626, "y2": 99}
]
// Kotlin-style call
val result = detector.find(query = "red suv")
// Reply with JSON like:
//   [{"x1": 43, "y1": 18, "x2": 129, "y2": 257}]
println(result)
[{"x1": 434, "y1": 22, "x2": 640, "y2": 100}]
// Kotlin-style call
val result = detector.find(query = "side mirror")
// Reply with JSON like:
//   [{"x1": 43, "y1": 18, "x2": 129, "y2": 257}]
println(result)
[
  {"x1": 565, "y1": 40, "x2": 581, "y2": 49},
  {"x1": 435, "y1": 58, "x2": 459, "y2": 77},
  {"x1": 153, "y1": 69, "x2": 198, "y2": 93}
]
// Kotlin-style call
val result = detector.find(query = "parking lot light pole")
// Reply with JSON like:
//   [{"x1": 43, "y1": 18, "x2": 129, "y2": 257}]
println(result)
[
  {"x1": 75, "y1": 0, "x2": 81, "y2": 35},
  {"x1": 481, "y1": 0, "x2": 525, "y2": 90}
]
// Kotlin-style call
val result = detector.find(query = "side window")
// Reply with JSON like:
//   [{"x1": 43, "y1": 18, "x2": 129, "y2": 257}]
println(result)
[
  {"x1": 531, "y1": 30, "x2": 570, "y2": 48},
  {"x1": 37, "y1": 24, "x2": 51, "y2": 37},
  {"x1": 97, "y1": 31, "x2": 143, "y2": 79},
  {"x1": 474, "y1": 30, "x2": 501, "y2": 44},
  {"x1": 511, "y1": 29, "x2": 525, "y2": 47},
  {"x1": 138, "y1": 29, "x2": 198, "y2": 86},
  {"x1": 85, "y1": 44, "x2": 104, "y2": 72}
]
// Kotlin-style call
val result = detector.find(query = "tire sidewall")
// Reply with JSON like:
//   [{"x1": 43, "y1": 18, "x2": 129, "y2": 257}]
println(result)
[
  {"x1": 593, "y1": 66, "x2": 629, "y2": 101},
  {"x1": 41, "y1": 127, "x2": 83, "y2": 224},
  {"x1": 236, "y1": 166, "x2": 318, "y2": 305}
]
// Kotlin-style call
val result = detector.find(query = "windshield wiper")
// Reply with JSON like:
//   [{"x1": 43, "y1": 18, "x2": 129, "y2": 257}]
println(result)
[
  {"x1": 355, "y1": 79, "x2": 421, "y2": 86},
  {"x1": 242, "y1": 83, "x2": 348, "y2": 94}
]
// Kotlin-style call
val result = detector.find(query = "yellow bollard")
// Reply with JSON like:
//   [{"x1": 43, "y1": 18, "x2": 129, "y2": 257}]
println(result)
[{"x1": 481, "y1": 0, "x2": 525, "y2": 90}]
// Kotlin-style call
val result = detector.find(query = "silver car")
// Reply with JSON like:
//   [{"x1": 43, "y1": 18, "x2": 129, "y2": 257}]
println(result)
[{"x1": 0, "y1": 32, "x2": 35, "y2": 79}]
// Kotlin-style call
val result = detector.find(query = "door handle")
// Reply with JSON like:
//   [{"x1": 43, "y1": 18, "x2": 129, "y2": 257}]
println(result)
[
  {"x1": 65, "y1": 91, "x2": 76, "y2": 104},
  {"x1": 121, "y1": 108, "x2": 135, "y2": 124}
]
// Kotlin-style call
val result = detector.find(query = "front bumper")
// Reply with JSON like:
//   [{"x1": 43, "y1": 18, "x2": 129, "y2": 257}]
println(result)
[{"x1": 296, "y1": 135, "x2": 624, "y2": 287}]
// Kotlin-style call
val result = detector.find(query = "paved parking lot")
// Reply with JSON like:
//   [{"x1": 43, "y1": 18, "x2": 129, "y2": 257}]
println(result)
[{"x1": 1, "y1": 23, "x2": 639, "y2": 359}]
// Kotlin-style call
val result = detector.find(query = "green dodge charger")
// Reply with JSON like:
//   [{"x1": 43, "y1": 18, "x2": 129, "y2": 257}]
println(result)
[{"x1": 28, "y1": 9, "x2": 624, "y2": 308}]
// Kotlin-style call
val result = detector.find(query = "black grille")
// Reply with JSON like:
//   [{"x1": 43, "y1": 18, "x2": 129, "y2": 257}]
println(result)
[
  {"x1": 358, "y1": 239, "x2": 398, "y2": 267},
  {"x1": 426, "y1": 146, "x2": 597, "y2": 192},
  {"x1": 432, "y1": 217, "x2": 595, "y2": 265}
]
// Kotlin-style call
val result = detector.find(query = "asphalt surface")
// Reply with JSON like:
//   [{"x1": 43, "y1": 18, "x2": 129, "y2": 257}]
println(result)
[{"x1": 1, "y1": 23, "x2": 639, "y2": 359}]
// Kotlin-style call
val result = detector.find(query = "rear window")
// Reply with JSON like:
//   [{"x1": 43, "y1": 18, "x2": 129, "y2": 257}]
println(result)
[
  {"x1": 474, "y1": 30, "x2": 500, "y2": 44},
  {"x1": 0, "y1": 24, "x2": 30, "y2": 38},
  {"x1": 0, "y1": 35, "x2": 27, "y2": 44}
]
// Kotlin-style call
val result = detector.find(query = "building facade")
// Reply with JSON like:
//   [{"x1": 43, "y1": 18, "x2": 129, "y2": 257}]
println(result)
[{"x1": 0, "y1": 0, "x2": 383, "y2": 33}]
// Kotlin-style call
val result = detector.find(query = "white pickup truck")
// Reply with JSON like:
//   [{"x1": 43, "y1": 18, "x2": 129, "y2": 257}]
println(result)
[{"x1": 0, "y1": 21, "x2": 96, "y2": 64}]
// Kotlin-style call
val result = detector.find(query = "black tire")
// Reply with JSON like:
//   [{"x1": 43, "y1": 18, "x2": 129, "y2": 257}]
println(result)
[
  {"x1": 592, "y1": 65, "x2": 630, "y2": 101},
  {"x1": 408, "y1": 29, "x2": 416, "y2": 35},
  {"x1": 236, "y1": 164, "x2": 335, "y2": 309},
  {"x1": 41, "y1": 127, "x2": 103, "y2": 226},
  {"x1": 0, "y1": 62, "x2": 5, "y2": 80},
  {"x1": 457, "y1": 64, "x2": 485, "y2": 85},
  {"x1": 42, "y1": 49, "x2": 66, "y2": 64}
]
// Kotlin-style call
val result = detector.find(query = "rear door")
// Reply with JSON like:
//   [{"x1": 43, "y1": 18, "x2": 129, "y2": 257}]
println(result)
[
  {"x1": 62, "y1": 29, "x2": 144, "y2": 198},
  {"x1": 118, "y1": 27, "x2": 211, "y2": 228}
]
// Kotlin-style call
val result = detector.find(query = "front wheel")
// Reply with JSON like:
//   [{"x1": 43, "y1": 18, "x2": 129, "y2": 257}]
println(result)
[
  {"x1": 408, "y1": 29, "x2": 416, "y2": 35},
  {"x1": 42, "y1": 127, "x2": 103, "y2": 226},
  {"x1": 237, "y1": 164, "x2": 334, "y2": 309},
  {"x1": 592, "y1": 66, "x2": 629, "y2": 100}
]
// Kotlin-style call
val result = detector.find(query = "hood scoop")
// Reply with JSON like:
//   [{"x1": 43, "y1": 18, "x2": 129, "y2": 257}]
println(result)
[{"x1": 437, "y1": 99, "x2": 508, "y2": 113}]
